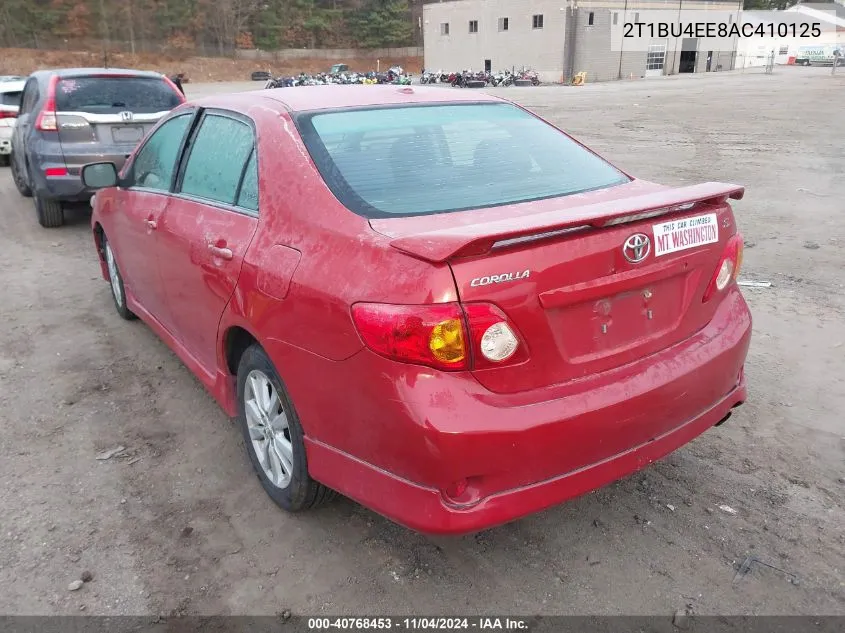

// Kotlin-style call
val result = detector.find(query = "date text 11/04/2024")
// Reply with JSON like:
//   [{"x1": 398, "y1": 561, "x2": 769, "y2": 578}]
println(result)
[
  {"x1": 623, "y1": 21, "x2": 822, "y2": 39},
  {"x1": 308, "y1": 618, "x2": 529, "y2": 630}
]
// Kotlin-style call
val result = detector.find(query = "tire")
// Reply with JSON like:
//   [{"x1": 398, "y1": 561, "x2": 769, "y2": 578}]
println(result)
[
  {"x1": 101, "y1": 233, "x2": 136, "y2": 320},
  {"x1": 10, "y1": 153, "x2": 32, "y2": 197},
  {"x1": 34, "y1": 195, "x2": 64, "y2": 228},
  {"x1": 237, "y1": 344, "x2": 334, "y2": 512}
]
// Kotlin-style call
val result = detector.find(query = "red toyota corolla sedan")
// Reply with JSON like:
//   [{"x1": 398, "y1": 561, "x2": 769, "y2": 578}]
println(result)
[{"x1": 83, "y1": 86, "x2": 751, "y2": 535}]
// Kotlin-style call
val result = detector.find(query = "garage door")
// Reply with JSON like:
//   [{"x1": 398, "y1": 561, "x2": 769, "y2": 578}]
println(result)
[{"x1": 646, "y1": 42, "x2": 667, "y2": 77}]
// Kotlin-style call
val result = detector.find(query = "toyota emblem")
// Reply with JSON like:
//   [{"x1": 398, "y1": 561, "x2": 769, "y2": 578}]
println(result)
[{"x1": 622, "y1": 233, "x2": 651, "y2": 263}]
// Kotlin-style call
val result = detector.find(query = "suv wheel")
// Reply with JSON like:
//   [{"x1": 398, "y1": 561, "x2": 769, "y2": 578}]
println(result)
[
  {"x1": 10, "y1": 154, "x2": 32, "y2": 197},
  {"x1": 35, "y1": 195, "x2": 64, "y2": 228},
  {"x1": 236, "y1": 344, "x2": 335, "y2": 512}
]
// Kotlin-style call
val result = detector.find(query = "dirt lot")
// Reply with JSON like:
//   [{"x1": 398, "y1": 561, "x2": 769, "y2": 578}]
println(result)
[
  {"x1": 0, "y1": 47, "x2": 423, "y2": 82},
  {"x1": 0, "y1": 66, "x2": 843, "y2": 617}
]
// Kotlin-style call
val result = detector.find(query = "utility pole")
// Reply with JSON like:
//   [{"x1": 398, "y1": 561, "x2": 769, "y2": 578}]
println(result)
[{"x1": 99, "y1": 0, "x2": 110, "y2": 67}]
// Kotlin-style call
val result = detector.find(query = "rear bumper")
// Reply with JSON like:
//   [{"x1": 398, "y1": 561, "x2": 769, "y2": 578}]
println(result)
[
  {"x1": 30, "y1": 146, "x2": 129, "y2": 201},
  {"x1": 284, "y1": 287, "x2": 752, "y2": 535},
  {"x1": 307, "y1": 383, "x2": 745, "y2": 534}
]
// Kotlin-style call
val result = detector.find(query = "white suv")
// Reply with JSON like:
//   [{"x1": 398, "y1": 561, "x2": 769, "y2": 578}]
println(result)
[{"x1": 0, "y1": 80, "x2": 24, "y2": 166}]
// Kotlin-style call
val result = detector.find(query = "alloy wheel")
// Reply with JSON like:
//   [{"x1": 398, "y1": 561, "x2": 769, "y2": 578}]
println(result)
[{"x1": 244, "y1": 369, "x2": 294, "y2": 489}]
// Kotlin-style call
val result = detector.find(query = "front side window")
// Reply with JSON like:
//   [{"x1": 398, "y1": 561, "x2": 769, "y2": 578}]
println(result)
[
  {"x1": 296, "y1": 103, "x2": 630, "y2": 218},
  {"x1": 179, "y1": 113, "x2": 255, "y2": 206},
  {"x1": 21, "y1": 79, "x2": 39, "y2": 113},
  {"x1": 129, "y1": 113, "x2": 192, "y2": 191}
]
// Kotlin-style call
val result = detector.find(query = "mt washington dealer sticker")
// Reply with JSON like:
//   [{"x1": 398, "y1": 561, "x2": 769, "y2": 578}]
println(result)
[{"x1": 652, "y1": 213, "x2": 719, "y2": 256}]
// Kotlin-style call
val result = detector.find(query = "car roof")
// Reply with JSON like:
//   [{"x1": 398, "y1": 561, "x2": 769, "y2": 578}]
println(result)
[
  {"x1": 216, "y1": 85, "x2": 504, "y2": 114},
  {"x1": 32, "y1": 68, "x2": 165, "y2": 80},
  {"x1": 0, "y1": 80, "x2": 25, "y2": 93}
]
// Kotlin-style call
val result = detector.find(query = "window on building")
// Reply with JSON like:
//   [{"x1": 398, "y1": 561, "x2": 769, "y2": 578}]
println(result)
[
  {"x1": 469, "y1": 20, "x2": 478, "y2": 34},
  {"x1": 533, "y1": 14, "x2": 544, "y2": 29},
  {"x1": 634, "y1": 12, "x2": 640, "y2": 23},
  {"x1": 779, "y1": 45, "x2": 789, "y2": 55},
  {"x1": 588, "y1": 12, "x2": 595, "y2": 26},
  {"x1": 440, "y1": 22, "x2": 449, "y2": 36},
  {"x1": 613, "y1": 13, "x2": 618, "y2": 26},
  {"x1": 498, "y1": 17, "x2": 509, "y2": 32}
]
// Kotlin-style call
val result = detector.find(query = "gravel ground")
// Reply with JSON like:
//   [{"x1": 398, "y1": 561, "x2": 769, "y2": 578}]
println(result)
[{"x1": 0, "y1": 65, "x2": 843, "y2": 617}]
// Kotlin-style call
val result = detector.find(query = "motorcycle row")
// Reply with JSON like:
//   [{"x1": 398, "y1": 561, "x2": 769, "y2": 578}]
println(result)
[
  {"x1": 264, "y1": 66, "x2": 413, "y2": 88},
  {"x1": 262, "y1": 66, "x2": 542, "y2": 89},
  {"x1": 420, "y1": 69, "x2": 541, "y2": 87}
]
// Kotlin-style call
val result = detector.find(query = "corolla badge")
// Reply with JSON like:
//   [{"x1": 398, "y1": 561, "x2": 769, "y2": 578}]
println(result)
[{"x1": 470, "y1": 270, "x2": 531, "y2": 287}]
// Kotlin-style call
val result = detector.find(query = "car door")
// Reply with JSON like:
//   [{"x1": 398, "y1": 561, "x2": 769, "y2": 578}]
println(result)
[
  {"x1": 156, "y1": 109, "x2": 259, "y2": 373},
  {"x1": 109, "y1": 111, "x2": 194, "y2": 328}
]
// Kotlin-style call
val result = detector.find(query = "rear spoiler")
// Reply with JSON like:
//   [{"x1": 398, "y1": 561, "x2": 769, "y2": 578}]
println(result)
[{"x1": 389, "y1": 182, "x2": 744, "y2": 263}]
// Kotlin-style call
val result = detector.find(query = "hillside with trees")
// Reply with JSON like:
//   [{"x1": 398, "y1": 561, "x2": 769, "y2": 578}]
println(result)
[{"x1": 0, "y1": 0, "x2": 416, "y2": 54}]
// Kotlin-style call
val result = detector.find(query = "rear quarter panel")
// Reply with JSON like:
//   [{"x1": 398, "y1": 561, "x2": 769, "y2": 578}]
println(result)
[{"x1": 218, "y1": 103, "x2": 458, "y2": 452}]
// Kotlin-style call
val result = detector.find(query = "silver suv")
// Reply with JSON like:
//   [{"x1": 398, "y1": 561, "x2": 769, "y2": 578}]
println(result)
[{"x1": 10, "y1": 68, "x2": 185, "y2": 227}]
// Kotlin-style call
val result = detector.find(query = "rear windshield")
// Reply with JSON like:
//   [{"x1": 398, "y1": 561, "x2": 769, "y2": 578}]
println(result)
[
  {"x1": 295, "y1": 102, "x2": 630, "y2": 218},
  {"x1": 55, "y1": 77, "x2": 181, "y2": 114},
  {"x1": 0, "y1": 91, "x2": 21, "y2": 106}
]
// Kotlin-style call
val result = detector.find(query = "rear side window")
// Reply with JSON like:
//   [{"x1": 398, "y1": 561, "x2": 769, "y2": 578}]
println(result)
[
  {"x1": 0, "y1": 91, "x2": 21, "y2": 106},
  {"x1": 179, "y1": 113, "x2": 255, "y2": 206},
  {"x1": 55, "y1": 77, "x2": 182, "y2": 114},
  {"x1": 296, "y1": 103, "x2": 630, "y2": 218}
]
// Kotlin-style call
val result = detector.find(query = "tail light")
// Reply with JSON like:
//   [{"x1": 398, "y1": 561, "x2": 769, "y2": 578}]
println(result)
[
  {"x1": 352, "y1": 303, "x2": 468, "y2": 371},
  {"x1": 0, "y1": 110, "x2": 17, "y2": 120},
  {"x1": 162, "y1": 76, "x2": 187, "y2": 103},
  {"x1": 702, "y1": 232, "x2": 744, "y2": 303},
  {"x1": 45, "y1": 167, "x2": 68, "y2": 177},
  {"x1": 35, "y1": 75, "x2": 60, "y2": 132},
  {"x1": 462, "y1": 303, "x2": 528, "y2": 369},
  {"x1": 351, "y1": 302, "x2": 526, "y2": 371}
]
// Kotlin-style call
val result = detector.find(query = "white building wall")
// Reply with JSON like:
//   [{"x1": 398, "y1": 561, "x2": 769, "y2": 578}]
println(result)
[
  {"x1": 423, "y1": 0, "x2": 567, "y2": 83},
  {"x1": 424, "y1": 0, "x2": 742, "y2": 82}
]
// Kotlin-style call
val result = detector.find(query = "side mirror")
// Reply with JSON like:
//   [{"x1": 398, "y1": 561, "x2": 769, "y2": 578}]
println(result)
[{"x1": 81, "y1": 162, "x2": 118, "y2": 189}]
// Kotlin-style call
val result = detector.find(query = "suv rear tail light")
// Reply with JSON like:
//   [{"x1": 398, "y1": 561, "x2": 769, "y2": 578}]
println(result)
[
  {"x1": 162, "y1": 76, "x2": 187, "y2": 103},
  {"x1": 351, "y1": 302, "x2": 527, "y2": 371},
  {"x1": 703, "y1": 232, "x2": 744, "y2": 303},
  {"x1": 35, "y1": 75, "x2": 60, "y2": 132}
]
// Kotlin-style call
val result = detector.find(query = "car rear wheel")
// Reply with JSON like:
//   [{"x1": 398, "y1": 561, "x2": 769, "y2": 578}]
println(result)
[
  {"x1": 10, "y1": 154, "x2": 32, "y2": 197},
  {"x1": 102, "y1": 234, "x2": 136, "y2": 320},
  {"x1": 236, "y1": 344, "x2": 335, "y2": 512},
  {"x1": 35, "y1": 195, "x2": 64, "y2": 228}
]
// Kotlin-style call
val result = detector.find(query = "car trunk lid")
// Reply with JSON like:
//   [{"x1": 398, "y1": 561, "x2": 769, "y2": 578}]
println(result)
[{"x1": 370, "y1": 180, "x2": 744, "y2": 394}]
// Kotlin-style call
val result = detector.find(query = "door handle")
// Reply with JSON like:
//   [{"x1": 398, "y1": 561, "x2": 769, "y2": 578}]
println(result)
[
  {"x1": 208, "y1": 244, "x2": 233, "y2": 260},
  {"x1": 144, "y1": 219, "x2": 157, "y2": 230}
]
